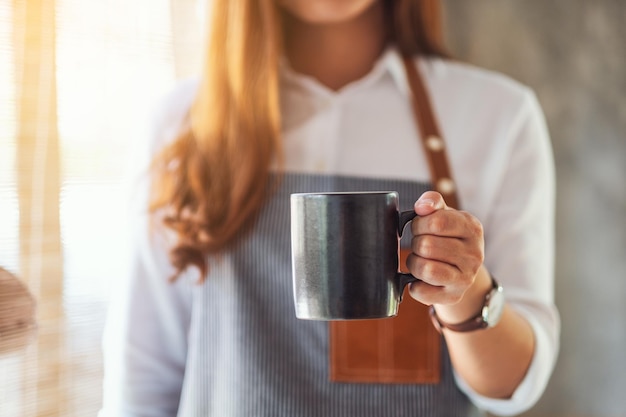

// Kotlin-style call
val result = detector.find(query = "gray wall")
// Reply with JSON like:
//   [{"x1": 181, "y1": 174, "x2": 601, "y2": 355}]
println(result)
[{"x1": 442, "y1": 1, "x2": 626, "y2": 416}]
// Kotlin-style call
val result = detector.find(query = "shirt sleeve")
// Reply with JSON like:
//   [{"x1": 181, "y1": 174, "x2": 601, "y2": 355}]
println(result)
[
  {"x1": 99, "y1": 84, "x2": 196, "y2": 417},
  {"x1": 455, "y1": 90, "x2": 560, "y2": 416}
]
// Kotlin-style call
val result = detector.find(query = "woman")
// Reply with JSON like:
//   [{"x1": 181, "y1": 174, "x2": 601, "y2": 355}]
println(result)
[{"x1": 100, "y1": 0, "x2": 559, "y2": 415}]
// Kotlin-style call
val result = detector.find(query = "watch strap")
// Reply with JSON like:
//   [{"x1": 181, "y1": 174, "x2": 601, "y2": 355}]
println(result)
[{"x1": 429, "y1": 277, "x2": 500, "y2": 333}]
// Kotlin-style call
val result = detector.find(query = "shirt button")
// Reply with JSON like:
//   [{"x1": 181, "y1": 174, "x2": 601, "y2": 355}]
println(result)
[
  {"x1": 425, "y1": 135, "x2": 445, "y2": 152},
  {"x1": 436, "y1": 178, "x2": 456, "y2": 195}
]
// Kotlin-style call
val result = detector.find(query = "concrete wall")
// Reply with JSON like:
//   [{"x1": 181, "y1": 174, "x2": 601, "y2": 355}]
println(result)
[{"x1": 442, "y1": 1, "x2": 626, "y2": 415}]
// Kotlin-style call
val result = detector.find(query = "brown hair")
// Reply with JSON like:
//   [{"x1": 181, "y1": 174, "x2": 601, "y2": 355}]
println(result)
[{"x1": 150, "y1": 0, "x2": 448, "y2": 280}]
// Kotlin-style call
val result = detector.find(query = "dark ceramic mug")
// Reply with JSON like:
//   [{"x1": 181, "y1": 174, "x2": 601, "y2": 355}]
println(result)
[{"x1": 290, "y1": 191, "x2": 418, "y2": 320}]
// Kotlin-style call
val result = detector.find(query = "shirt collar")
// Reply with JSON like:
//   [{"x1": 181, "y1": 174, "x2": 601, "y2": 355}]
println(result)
[
  {"x1": 279, "y1": 45, "x2": 411, "y2": 99},
  {"x1": 381, "y1": 45, "x2": 411, "y2": 97}
]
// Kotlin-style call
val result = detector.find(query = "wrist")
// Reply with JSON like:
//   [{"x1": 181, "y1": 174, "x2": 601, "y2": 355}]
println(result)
[{"x1": 432, "y1": 265, "x2": 493, "y2": 324}]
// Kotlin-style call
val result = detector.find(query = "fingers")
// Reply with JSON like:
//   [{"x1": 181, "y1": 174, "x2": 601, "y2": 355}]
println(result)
[
  {"x1": 406, "y1": 252, "x2": 460, "y2": 285},
  {"x1": 405, "y1": 253, "x2": 466, "y2": 305},
  {"x1": 408, "y1": 279, "x2": 465, "y2": 306},
  {"x1": 414, "y1": 191, "x2": 447, "y2": 216},
  {"x1": 411, "y1": 234, "x2": 466, "y2": 267},
  {"x1": 413, "y1": 191, "x2": 483, "y2": 239},
  {"x1": 411, "y1": 208, "x2": 484, "y2": 239},
  {"x1": 407, "y1": 191, "x2": 486, "y2": 306}
]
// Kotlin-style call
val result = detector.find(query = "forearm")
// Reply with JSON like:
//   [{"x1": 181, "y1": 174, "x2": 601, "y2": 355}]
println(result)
[{"x1": 434, "y1": 265, "x2": 535, "y2": 399}]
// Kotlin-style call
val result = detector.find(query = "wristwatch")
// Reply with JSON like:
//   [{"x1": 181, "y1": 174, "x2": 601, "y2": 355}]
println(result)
[{"x1": 429, "y1": 277, "x2": 505, "y2": 333}]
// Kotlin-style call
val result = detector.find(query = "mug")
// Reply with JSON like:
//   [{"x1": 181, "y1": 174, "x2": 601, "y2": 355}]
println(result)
[{"x1": 290, "y1": 191, "x2": 419, "y2": 320}]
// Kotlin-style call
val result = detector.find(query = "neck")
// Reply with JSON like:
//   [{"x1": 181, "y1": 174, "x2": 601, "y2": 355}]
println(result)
[{"x1": 282, "y1": 3, "x2": 388, "y2": 91}]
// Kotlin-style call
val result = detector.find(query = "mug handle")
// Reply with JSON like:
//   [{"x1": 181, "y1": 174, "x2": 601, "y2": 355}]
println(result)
[{"x1": 397, "y1": 210, "x2": 419, "y2": 299}]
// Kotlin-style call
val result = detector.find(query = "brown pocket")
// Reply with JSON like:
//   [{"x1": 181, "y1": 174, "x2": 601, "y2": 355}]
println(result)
[{"x1": 329, "y1": 249, "x2": 441, "y2": 384}]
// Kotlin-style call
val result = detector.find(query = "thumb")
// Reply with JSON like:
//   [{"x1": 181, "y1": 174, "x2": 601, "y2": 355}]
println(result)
[{"x1": 414, "y1": 191, "x2": 447, "y2": 216}]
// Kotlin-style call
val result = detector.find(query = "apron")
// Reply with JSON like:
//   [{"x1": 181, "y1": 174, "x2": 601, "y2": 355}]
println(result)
[{"x1": 329, "y1": 55, "x2": 461, "y2": 384}]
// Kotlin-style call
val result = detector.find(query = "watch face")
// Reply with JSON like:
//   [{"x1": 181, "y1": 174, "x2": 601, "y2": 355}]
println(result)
[{"x1": 482, "y1": 286, "x2": 505, "y2": 327}]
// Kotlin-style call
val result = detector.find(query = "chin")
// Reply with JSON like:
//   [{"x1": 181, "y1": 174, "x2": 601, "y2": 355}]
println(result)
[{"x1": 278, "y1": 0, "x2": 379, "y2": 24}]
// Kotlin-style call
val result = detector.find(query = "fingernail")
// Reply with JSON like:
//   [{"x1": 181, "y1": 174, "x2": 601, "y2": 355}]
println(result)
[{"x1": 416, "y1": 198, "x2": 436, "y2": 208}]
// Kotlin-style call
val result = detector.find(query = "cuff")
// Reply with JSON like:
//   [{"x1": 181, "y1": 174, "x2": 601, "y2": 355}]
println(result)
[{"x1": 453, "y1": 303, "x2": 560, "y2": 416}]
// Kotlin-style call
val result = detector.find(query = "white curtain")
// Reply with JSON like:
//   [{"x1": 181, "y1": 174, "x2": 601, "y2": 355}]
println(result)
[{"x1": 0, "y1": 1, "x2": 203, "y2": 415}]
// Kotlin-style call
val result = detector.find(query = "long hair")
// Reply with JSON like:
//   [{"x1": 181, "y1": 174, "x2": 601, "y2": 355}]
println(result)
[{"x1": 150, "y1": 0, "x2": 448, "y2": 280}]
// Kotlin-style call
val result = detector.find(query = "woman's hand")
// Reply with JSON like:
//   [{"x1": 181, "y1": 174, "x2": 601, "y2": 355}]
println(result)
[
  {"x1": 407, "y1": 192, "x2": 536, "y2": 399},
  {"x1": 407, "y1": 191, "x2": 491, "y2": 322}
]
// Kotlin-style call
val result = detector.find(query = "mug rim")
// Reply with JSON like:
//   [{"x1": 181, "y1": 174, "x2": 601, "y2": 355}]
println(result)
[{"x1": 291, "y1": 191, "x2": 397, "y2": 197}]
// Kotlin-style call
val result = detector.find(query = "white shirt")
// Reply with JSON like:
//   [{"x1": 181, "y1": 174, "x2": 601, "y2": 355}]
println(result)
[
  {"x1": 101, "y1": 47, "x2": 559, "y2": 417},
  {"x1": 278, "y1": 47, "x2": 559, "y2": 415}
]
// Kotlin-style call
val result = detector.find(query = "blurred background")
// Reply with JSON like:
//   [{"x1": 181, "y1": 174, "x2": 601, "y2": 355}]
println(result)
[
  {"x1": 0, "y1": 0, "x2": 624, "y2": 416},
  {"x1": 442, "y1": 1, "x2": 626, "y2": 416}
]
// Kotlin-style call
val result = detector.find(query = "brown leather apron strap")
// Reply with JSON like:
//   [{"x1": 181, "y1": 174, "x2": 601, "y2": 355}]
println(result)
[
  {"x1": 401, "y1": 56, "x2": 461, "y2": 210},
  {"x1": 329, "y1": 55, "x2": 460, "y2": 384}
]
